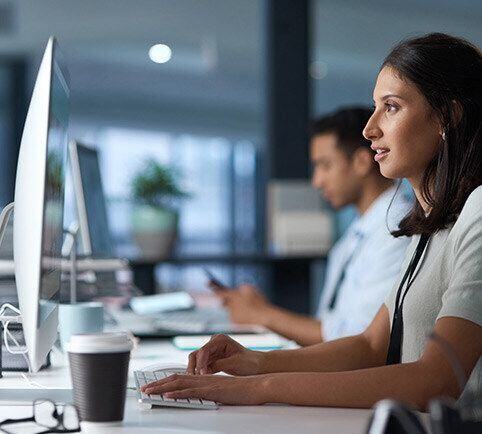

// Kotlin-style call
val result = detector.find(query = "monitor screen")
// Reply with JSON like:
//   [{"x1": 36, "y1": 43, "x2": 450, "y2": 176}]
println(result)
[
  {"x1": 38, "y1": 57, "x2": 69, "y2": 324},
  {"x1": 76, "y1": 145, "x2": 114, "y2": 257}
]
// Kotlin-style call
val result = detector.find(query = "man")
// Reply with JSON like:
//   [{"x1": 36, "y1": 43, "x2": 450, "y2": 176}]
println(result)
[{"x1": 214, "y1": 107, "x2": 411, "y2": 346}]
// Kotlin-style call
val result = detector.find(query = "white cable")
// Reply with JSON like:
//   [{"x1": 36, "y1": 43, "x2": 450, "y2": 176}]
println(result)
[
  {"x1": 1, "y1": 303, "x2": 26, "y2": 355},
  {"x1": 3, "y1": 321, "x2": 28, "y2": 354},
  {"x1": 0, "y1": 302, "x2": 22, "y2": 318},
  {"x1": 20, "y1": 373, "x2": 59, "y2": 389},
  {"x1": 0, "y1": 302, "x2": 32, "y2": 372}
]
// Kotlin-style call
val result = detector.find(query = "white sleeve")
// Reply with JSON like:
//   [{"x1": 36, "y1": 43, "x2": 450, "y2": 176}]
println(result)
[
  {"x1": 437, "y1": 198, "x2": 482, "y2": 326},
  {"x1": 321, "y1": 232, "x2": 410, "y2": 341}
]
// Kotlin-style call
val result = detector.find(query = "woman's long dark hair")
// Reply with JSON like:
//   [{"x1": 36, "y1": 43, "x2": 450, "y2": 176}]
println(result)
[{"x1": 382, "y1": 33, "x2": 482, "y2": 237}]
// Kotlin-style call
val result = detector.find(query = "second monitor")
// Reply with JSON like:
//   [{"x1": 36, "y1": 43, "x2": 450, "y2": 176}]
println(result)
[{"x1": 69, "y1": 141, "x2": 114, "y2": 258}]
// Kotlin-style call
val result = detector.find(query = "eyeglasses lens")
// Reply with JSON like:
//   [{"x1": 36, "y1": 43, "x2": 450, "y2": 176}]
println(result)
[
  {"x1": 33, "y1": 400, "x2": 57, "y2": 428},
  {"x1": 60, "y1": 405, "x2": 80, "y2": 431}
]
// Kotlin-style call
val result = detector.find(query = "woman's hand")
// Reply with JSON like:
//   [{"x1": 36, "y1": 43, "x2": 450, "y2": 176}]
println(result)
[
  {"x1": 187, "y1": 334, "x2": 266, "y2": 376},
  {"x1": 141, "y1": 373, "x2": 272, "y2": 405}
]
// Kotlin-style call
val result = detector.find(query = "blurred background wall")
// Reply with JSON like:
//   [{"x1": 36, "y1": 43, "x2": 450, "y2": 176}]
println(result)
[{"x1": 0, "y1": 0, "x2": 481, "y2": 310}]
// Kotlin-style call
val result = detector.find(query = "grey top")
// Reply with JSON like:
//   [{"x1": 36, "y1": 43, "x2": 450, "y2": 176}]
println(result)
[{"x1": 385, "y1": 186, "x2": 482, "y2": 399}]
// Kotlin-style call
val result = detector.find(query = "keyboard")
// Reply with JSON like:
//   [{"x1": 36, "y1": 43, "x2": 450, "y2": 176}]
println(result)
[
  {"x1": 154, "y1": 308, "x2": 234, "y2": 333},
  {"x1": 108, "y1": 307, "x2": 261, "y2": 337},
  {"x1": 134, "y1": 366, "x2": 218, "y2": 410},
  {"x1": 153, "y1": 308, "x2": 262, "y2": 334}
]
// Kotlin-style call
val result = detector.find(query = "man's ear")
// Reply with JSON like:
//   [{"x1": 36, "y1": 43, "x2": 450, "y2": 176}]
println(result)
[{"x1": 351, "y1": 147, "x2": 374, "y2": 178}]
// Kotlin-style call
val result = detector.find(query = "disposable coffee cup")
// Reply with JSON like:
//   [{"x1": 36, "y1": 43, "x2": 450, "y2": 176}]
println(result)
[{"x1": 67, "y1": 333, "x2": 133, "y2": 425}]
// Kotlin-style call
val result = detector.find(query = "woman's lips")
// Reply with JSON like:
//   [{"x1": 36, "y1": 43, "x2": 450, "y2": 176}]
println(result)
[{"x1": 374, "y1": 148, "x2": 390, "y2": 162}]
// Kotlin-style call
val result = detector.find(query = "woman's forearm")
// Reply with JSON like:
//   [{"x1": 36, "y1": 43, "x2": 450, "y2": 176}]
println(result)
[
  {"x1": 261, "y1": 333, "x2": 382, "y2": 373},
  {"x1": 259, "y1": 306, "x2": 390, "y2": 374},
  {"x1": 261, "y1": 360, "x2": 454, "y2": 409}
]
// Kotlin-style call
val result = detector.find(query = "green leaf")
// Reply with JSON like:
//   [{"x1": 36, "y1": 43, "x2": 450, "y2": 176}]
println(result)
[{"x1": 131, "y1": 158, "x2": 190, "y2": 209}]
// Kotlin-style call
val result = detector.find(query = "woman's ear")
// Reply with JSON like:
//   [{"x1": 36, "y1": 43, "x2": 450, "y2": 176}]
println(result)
[
  {"x1": 439, "y1": 100, "x2": 463, "y2": 139},
  {"x1": 352, "y1": 147, "x2": 374, "y2": 178},
  {"x1": 451, "y1": 99, "x2": 463, "y2": 126}
]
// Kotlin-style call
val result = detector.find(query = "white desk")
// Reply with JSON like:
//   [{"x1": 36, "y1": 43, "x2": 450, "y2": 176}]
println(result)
[{"x1": 0, "y1": 339, "x2": 375, "y2": 433}]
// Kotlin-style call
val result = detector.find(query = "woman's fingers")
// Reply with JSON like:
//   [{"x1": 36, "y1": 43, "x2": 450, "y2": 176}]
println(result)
[
  {"x1": 187, "y1": 350, "x2": 198, "y2": 375},
  {"x1": 141, "y1": 374, "x2": 217, "y2": 395},
  {"x1": 195, "y1": 346, "x2": 211, "y2": 374},
  {"x1": 187, "y1": 334, "x2": 243, "y2": 375},
  {"x1": 140, "y1": 373, "x2": 264, "y2": 405},
  {"x1": 195, "y1": 334, "x2": 227, "y2": 374},
  {"x1": 142, "y1": 374, "x2": 193, "y2": 395},
  {"x1": 164, "y1": 387, "x2": 213, "y2": 400}
]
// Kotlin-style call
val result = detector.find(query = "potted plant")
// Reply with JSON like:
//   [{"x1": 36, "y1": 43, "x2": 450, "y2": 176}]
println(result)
[{"x1": 130, "y1": 159, "x2": 189, "y2": 259}]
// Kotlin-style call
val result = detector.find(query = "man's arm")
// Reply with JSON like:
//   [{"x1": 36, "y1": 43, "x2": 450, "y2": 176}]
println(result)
[
  {"x1": 219, "y1": 285, "x2": 324, "y2": 346},
  {"x1": 260, "y1": 305, "x2": 323, "y2": 346}
]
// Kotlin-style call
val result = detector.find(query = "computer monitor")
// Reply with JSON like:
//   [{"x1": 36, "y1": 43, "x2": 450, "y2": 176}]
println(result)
[
  {"x1": 13, "y1": 37, "x2": 70, "y2": 372},
  {"x1": 68, "y1": 141, "x2": 114, "y2": 257}
]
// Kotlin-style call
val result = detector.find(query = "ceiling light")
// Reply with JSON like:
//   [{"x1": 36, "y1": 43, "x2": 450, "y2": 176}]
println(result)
[
  {"x1": 149, "y1": 44, "x2": 172, "y2": 64},
  {"x1": 309, "y1": 61, "x2": 328, "y2": 80}
]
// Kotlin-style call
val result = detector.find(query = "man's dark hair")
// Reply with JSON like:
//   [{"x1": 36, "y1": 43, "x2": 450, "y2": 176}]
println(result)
[
  {"x1": 382, "y1": 33, "x2": 482, "y2": 237},
  {"x1": 310, "y1": 106, "x2": 373, "y2": 157}
]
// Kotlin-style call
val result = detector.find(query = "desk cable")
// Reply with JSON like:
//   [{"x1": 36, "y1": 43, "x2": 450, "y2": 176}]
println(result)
[
  {"x1": 1, "y1": 304, "x2": 64, "y2": 392},
  {"x1": 0, "y1": 303, "x2": 32, "y2": 374}
]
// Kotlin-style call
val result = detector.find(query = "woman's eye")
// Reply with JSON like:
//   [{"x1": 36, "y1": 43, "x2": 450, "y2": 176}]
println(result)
[{"x1": 385, "y1": 102, "x2": 398, "y2": 112}]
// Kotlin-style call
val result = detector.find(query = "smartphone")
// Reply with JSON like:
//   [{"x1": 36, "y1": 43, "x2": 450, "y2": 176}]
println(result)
[{"x1": 204, "y1": 268, "x2": 228, "y2": 290}]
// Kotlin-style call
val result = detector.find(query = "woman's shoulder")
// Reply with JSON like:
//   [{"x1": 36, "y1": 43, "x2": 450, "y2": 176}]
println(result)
[
  {"x1": 457, "y1": 185, "x2": 482, "y2": 223},
  {"x1": 450, "y1": 185, "x2": 482, "y2": 242}
]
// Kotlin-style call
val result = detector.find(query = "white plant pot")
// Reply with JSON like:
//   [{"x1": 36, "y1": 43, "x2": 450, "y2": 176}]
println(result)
[{"x1": 132, "y1": 205, "x2": 178, "y2": 260}]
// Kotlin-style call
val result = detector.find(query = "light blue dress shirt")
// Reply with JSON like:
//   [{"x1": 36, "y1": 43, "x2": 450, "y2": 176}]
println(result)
[{"x1": 316, "y1": 186, "x2": 412, "y2": 341}]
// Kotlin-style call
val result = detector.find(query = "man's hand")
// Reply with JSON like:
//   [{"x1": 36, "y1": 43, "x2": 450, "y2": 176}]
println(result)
[
  {"x1": 218, "y1": 284, "x2": 272, "y2": 325},
  {"x1": 187, "y1": 334, "x2": 266, "y2": 376},
  {"x1": 211, "y1": 283, "x2": 323, "y2": 346}
]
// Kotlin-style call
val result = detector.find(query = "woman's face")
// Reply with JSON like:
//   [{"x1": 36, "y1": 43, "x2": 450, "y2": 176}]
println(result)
[{"x1": 363, "y1": 66, "x2": 442, "y2": 186}]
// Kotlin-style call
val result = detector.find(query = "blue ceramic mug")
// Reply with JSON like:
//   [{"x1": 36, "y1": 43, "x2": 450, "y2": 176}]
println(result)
[{"x1": 58, "y1": 302, "x2": 104, "y2": 350}]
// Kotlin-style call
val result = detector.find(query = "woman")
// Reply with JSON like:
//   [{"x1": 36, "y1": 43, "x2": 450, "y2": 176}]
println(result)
[{"x1": 142, "y1": 33, "x2": 482, "y2": 409}]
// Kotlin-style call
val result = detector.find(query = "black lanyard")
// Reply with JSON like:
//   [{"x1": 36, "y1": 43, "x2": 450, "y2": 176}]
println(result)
[{"x1": 386, "y1": 233, "x2": 430, "y2": 365}]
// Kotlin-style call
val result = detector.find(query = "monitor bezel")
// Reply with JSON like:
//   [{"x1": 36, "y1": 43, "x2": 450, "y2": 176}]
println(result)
[{"x1": 36, "y1": 39, "x2": 70, "y2": 326}]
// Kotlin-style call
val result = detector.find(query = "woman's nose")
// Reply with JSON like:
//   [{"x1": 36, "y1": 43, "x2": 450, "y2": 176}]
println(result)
[{"x1": 363, "y1": 114, "x2": 382, "y2": 141}]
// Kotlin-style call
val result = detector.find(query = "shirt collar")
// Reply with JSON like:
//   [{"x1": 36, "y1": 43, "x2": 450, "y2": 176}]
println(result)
[{"x1": 349, "y1": 185, "x2": 399, "y2": 238}]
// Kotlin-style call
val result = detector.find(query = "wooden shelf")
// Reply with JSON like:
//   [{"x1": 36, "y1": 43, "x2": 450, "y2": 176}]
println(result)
[{"x1": 129, "y1": 253, "x2": 327, "y2": 266}]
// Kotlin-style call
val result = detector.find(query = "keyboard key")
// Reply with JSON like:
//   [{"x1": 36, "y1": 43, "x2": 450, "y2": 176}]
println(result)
[
  {"x1": 145, "y1": 372, "x2": 156, "y2": 383},
  {"x1": 154, "y1": 371, "x2": 168, "y2": 380},
  {"x1": 162, "y1": 395, "x2": 176, "y2": 402},
  {"x1": 188, "y1": 398, "x2": 202, "y2": 405}
]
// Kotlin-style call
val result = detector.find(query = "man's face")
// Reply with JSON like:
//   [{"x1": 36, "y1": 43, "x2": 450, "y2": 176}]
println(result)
[{"x1": 310, "y1": 133, "x2": 362, "y2": 209}]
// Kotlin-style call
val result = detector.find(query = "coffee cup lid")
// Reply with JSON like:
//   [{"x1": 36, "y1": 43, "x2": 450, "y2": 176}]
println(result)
[{"x1": 67, "y1": 332, "x2": 133, "y2": 354}]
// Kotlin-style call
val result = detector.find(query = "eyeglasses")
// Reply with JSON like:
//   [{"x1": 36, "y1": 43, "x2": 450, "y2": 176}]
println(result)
[{"x1": 0, "y1": 399, "x2": 80, "y2": 434}]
